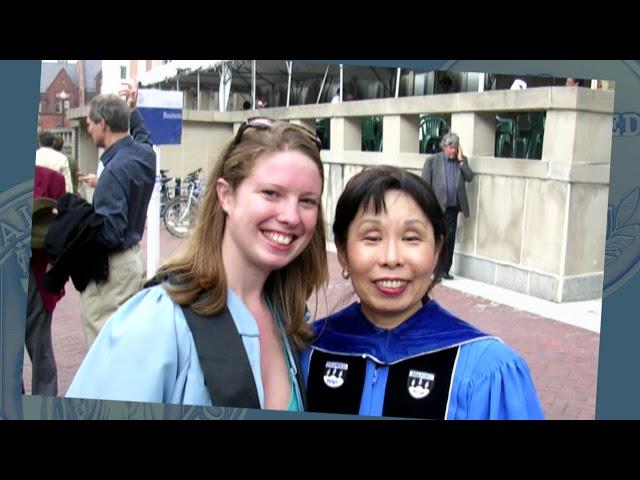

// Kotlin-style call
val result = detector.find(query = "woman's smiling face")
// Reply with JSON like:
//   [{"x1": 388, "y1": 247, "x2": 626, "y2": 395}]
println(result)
[
  {"x1": 341, "y1": 190, "x2": 441, "y2": 330},
  {"x1": 217, "y1": 149, "x2": 323, "y2": 274}
]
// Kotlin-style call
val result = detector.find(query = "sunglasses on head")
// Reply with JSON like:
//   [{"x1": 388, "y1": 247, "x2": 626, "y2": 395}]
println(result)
[{"x1": 233, "y1": 117, "x2": 322, "y2": 151}]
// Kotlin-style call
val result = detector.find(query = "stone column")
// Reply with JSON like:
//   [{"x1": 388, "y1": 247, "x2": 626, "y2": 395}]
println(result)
[
  {"x1": 290, "y1": 118, "x2": 316, "y2": 133},
  {"x1": 450, "y1": 111, "x2": 495, "y2": 156},
  {"x1": 382, "y1": 114, "x2": 420, "y2": 154},
  {"x1": 330, "y1": 117, "x2": 361, "y2": 151}
]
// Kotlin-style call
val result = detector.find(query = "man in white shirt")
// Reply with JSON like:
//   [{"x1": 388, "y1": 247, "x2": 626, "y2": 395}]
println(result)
[
  {"x1": 510, "y1": 79, "x2": 528, "y2": 90},
  {"x1": 331, "y1": 88, "x2": 341, "y2": 103},
  {"x1": 35, "y1": 131, "x2": 72, "y2": 192}
]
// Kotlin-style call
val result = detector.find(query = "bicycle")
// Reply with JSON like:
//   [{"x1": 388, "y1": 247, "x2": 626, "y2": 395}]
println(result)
[
  {"x1": 163, "y1": 167, "x2": 204, "y2": 238},
  {"x1": 159, "y1": 169, "x2": 174, "y2": 217}
]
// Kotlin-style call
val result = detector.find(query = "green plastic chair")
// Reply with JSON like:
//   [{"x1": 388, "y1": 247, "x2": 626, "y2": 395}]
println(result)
[
  {"x1": 524, "y1": 112, "x2": 545, "y2": 159},
  {"x1": 420, "y1": 115, "x2": 447, "y2": 153},
  {"x1": 495, "y1": 116, "x2": 516, "y2": 157},
  {"x1": 362, "y1": 116, "x2": 383, "y2": 151},
  {"x1": 315, "y1": 118, "x2": 330, "y2": 150}
]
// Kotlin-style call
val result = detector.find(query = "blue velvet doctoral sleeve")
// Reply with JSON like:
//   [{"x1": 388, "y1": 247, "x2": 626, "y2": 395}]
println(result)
[
  {"x1": 66, "y1": 285, "x2": 211, "y2": 406},
  {"x1": 449, "y1": 339, "x2": 544, "y2": 420}
]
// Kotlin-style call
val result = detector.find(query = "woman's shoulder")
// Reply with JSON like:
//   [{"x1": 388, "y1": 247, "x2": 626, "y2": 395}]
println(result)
[
  {"x1": 308, "y1": 302, "x2": 362, "y2": 336},
  {"x1": 114, "y1": 283, "x2": 178, "y2": 314},
  {"x1": 103, "y1": 284, "x2": 190, "y2": 339},
  {"x1": 454, "y1": 338, "x2": 543, "y2": 419},
  {"x1": 459, "y1": 337, "x2": 531, "y2": 380},
  {"x1": 66, "y1": 284, "x2": 197, "y2": 403}
]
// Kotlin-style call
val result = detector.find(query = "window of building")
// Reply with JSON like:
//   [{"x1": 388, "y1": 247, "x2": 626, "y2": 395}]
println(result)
[{"x1": 120, "y1": 66, "x2": 127, "y2": 79}]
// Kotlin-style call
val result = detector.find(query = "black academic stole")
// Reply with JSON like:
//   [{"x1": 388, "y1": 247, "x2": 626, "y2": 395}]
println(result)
[{"x1": 307, "y1": 347, "x2": 459, "y2": 419}]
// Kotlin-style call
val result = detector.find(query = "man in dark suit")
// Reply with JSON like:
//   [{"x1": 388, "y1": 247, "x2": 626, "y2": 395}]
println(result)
[{"x1": 421, "y1": 132, "x2": 475, "y2": 280}]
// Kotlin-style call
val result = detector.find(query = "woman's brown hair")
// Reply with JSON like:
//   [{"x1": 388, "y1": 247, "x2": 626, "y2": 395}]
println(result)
[{"x1": 158, "y1": 120, "x2": 328, "y2": 346}]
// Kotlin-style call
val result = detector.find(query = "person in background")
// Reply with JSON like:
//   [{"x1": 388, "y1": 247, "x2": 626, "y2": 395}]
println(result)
[
  {"x1": 52, "y1": 135, "x2": 78, "y2": 194},
  {"x1": 437, "y1": 76, "x2": 454, "y2": 94},
  {"x1": 331, "y1": 88, "x2": 341, "y2": 103},
  {"x1": 421, "y1": 132, "x2": 474, "y2": 280},
  {"x1": 26, "y1": 166, "x2": 66, "y2": 396},
  {"x1": 80, "y1": 81, "x2": 156, "y2": 346},
  {"x1": 36, "y1": 131, "x2": 73, "y2": 193},
  {"x1": 510, "y1": 79, "x2": 528, "y2": 90}
]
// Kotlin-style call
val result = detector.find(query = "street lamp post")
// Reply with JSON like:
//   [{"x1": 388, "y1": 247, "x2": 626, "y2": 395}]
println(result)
[{"x1": 56, "y1": 90, "x2": 69, "y2": 127}]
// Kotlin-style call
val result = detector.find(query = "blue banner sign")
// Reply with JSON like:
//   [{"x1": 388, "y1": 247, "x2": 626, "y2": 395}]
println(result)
[{"x1": 137, "y1": 89, "x2": 183, "y2": 145}]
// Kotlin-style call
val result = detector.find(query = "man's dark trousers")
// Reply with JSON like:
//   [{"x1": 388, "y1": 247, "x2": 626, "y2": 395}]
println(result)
[{"x1": 444, "y1": 207, "x2": 459, "y2": 276}]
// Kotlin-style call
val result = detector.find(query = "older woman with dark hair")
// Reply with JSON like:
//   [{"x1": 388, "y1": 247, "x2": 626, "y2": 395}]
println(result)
[{"x1": 302, "y1": 166, "x2": 543, "y2": 419}]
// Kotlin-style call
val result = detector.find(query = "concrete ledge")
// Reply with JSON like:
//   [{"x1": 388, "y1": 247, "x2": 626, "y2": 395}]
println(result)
[
  {"x1": 455, "y1": 254, "x2": 496, "y2": 284},
  {"x1": 321, "y1": 151, "x2": 427, "y2": 170},
  {"x1": 529, "y1": 271, "x2": 560, "y2": 302},
  {"x1": 561, "y1": 273, "x2": 604, "y2": 302},
  {"x1": 471, "y1": 156, "x2": 549, "y2": 179},
  {"x1": 131, "y1": 87, "x2": 612, "y2": 123},
  {"x1": 550, "y1": 86, "x2": 615, "y2": 114},
  {"x1": 495, "y1": 263, "x2": 530, "y2": 295},
  {"x1": 548, "y1": 162, "x2": 611, "y2": 184},
  {"x1": 183, "y1": 110, "x2": 236, "y2": 122},
  {"x1": 458, "y1": 87, "x2": 552, "y2": 112},
  {"x1": 455, "y1": 253, "x2": 603, "y2": 302},
  {"x1": 470, "y1": 157, "x2": 611, "y2": 184}
]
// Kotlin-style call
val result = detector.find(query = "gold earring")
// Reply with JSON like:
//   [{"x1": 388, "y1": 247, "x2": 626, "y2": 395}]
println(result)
[{"x1": 341, "y1": 269, "x2": 350, "y2": 279}]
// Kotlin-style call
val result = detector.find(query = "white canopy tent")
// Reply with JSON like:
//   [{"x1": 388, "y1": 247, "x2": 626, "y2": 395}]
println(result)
[{"x1": 137, "y1": 60, "x2": 406, "y2": 110}]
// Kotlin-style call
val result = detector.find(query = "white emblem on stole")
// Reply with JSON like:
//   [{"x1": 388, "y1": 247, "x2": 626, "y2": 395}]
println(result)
[
  {"x1": 323, "y1": 361, "x2": 349, "y2": 388},
  {"x1": 407, "y1": 369, "x2": 435, "y2": 399}
]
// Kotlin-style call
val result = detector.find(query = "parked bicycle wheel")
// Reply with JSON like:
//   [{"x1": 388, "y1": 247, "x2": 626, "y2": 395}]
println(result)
[{"x1": 163, "y1": 195, "x2": 198, "y2": 238}]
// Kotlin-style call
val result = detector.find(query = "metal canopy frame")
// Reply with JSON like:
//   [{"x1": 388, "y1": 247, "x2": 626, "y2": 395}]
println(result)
[{"x1": 138, "y1": 60, "x2": 403, "y2": 110}]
